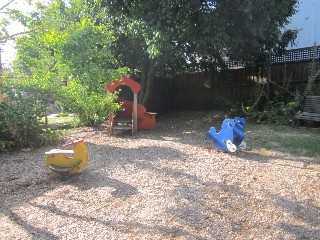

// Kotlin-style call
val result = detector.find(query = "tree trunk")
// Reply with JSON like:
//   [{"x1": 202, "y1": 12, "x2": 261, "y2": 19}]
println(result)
[
  {"x1": 139, "y1": 59, "x2": 148, "y2": 103},
  {"x1": 138, "y1": 57, "x2": 156, "y2": 110},
  {"x1": 142, "y1": 59, "x2": 156, "y2": 109}
]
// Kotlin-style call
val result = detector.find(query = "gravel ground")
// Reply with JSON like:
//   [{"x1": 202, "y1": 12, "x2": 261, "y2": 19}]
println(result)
[{"x1": 1, "y1": 111, "x2": 319, "y2": 240}]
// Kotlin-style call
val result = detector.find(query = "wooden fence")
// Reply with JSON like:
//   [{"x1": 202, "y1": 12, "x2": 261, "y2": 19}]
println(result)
[
  {"x1": 269, "y1": 46, "x2": 320, "y2": 96},
  {"x1": 167, "y1": 46, "x2": 320, "y2": 110},
  {"x1": 169, "y1": 69, "x2": 261, "y2": 110}
]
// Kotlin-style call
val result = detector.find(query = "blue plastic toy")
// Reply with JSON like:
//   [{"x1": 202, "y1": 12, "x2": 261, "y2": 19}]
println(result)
[{"x1": 207, "y1": 117, "x2": 246, "y2": 152}]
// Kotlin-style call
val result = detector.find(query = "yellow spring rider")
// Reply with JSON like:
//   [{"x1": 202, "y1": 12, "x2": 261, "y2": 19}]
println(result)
[{"x1": 45, "y1": 138, "x2": 89, "y2": 181}]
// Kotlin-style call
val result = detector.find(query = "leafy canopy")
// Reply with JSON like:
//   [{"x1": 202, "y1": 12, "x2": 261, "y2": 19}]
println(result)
[
  {"x1": 107, "y1": 0, "x2": 298, "y2": 66},
  {"x1": 7, "y1": 0, "x2": 127, "y2": 125}
]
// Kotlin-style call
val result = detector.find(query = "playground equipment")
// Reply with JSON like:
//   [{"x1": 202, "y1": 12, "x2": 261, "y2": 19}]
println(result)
[
  {"x1": 106, "y1": 76, "x2": 157, "y2": 134},
  {"x1": 45, "y1": 138, "x2": 89, "y2": 181},
  {"x1": 207, "y1": 117, "x2": 246, "y2": 153}
]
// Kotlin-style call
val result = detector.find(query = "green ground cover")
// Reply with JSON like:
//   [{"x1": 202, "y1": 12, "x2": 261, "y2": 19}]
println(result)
[{"x1": 246, "y1": 123, "x2": 320, "y2": 158}]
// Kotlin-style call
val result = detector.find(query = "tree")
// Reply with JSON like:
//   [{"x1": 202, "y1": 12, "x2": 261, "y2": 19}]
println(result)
[
  {"x1": 106, "y1": 0, "x2": 298, "y2": 107},
  {"x1": 0, "y1": 0, "x2": 16, "y2": 102},
  {"x1": 109, "y1": 0, "x2": 298, "y2": 58},
  {"x1": 8, "y1": 0, "x2": 299, "y2": 111},
  {"x1": 0, "y1": 0, "x2": 15, "y2": 43},
  {"x1": 0, "y1": 0, "x2": 31, "y2": 45},
  {"x1": 109, "y1": 16, "x2": 187, "y2": 105},
  {"x1": 8, "y1": 0, "x2": 126, "y2": 125}
]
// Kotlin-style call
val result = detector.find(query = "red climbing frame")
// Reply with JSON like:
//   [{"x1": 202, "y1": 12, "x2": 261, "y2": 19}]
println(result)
[{"x1": 106, "y1": 76, "x2": 156, "y2": 134}]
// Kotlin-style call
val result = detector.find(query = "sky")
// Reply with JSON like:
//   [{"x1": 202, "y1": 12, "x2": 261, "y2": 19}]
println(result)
[
  {"x1": 286, "y1": 0, "x2": 320, "y2": 49},
  {"x1": 1, "y1": 0, "x2": 320, "y2": 66},
  {"x1": 1, "y1": 0, "x2": 33, "y2": 66}
]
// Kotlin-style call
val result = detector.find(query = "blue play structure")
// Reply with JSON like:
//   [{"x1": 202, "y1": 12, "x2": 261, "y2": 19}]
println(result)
[{"x1": 207, "y1": 117, "x2": 246, "y2": 152}]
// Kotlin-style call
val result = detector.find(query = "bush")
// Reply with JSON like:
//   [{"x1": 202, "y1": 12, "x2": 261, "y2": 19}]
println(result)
[
  {"x1": 243, "y1": 93, "x2": 300, "y2": 125},
  {"x1": 57, "y1": 81, "x2": 120, "y2": 125},
  {"x1": 0, "y1": 92, "x2": 41, "y2": 148},
  {"x1": 0, "y1": 90, "x2": 60, "y2": 151}
]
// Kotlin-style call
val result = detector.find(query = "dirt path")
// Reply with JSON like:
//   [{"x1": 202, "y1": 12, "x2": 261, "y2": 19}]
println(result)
[{"x1": 1, "y1": 112, "x2": 319, "y2": 239}]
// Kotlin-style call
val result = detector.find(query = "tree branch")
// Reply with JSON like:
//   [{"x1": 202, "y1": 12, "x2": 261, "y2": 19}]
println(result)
[
  {"x1": 0, "y1": 0, "x2": 15, "y2": 12},
  {"x1": 7, "y1": 31, "x2": 29, "y2": 39},
  {"x1": 1, "y1": 31, "x2": 29, "y2": 43}
]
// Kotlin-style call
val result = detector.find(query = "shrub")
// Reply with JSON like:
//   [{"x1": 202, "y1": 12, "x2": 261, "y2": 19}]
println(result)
[
  {"x1": 243, "y1": 93, "x2": 300, "y2": 125},
  {"x1": 0, "y1": 89, "x2": 60, "y2": 151},
  {"x1": 0, "y1": 93, "x2": 42, "y2": 149},
  {"x1": 57, "y1": 81, "x2": 120, "y2": 125}
]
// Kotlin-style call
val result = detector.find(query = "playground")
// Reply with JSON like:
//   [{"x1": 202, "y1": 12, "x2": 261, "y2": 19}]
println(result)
[{"x1": 1, "y1": 111, "x2": 320, "y2": 239}]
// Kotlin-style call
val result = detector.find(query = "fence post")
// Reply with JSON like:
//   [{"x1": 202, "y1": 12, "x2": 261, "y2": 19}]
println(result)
[{"x1": 267, "y1": 64, "x2": 271, "y2": 99}]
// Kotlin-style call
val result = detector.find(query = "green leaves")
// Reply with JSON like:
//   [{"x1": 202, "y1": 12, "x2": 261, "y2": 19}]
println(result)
[
  {"x1": 108, "y1": 0, "x2": 298, "y2": 68},
  {"x1": 56, "y1": 19, "x2": 118, "y2": 90},
  {"x1": 7, "y1": 0, "x2": 127, "y2": 126},
  {"x1": 0, "y1": 90, "x2": 44, "y2": 149},
  {"x1": 57, "y1": 80, "x2": 119, "y2": 125}
]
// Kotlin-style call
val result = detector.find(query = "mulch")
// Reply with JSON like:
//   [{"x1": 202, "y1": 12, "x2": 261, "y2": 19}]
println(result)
[{"x1": 1, "y1": 111, "x2": 319, "y2": 239}]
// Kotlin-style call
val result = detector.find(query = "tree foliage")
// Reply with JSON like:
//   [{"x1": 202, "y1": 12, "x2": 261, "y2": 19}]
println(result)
[
  {"x1": 5, "y1": 0, "x2": 299, "y2": 113},
  {"x1": 7, "y1": 0, "x2": 126, "y2": 125},
  {"x1": 0, "y1": 0, "x2": 14, "y2": 43},
  {"x1": 105, "y1": 0, "x2": 298, "y2": 108},
  {"x1": 108, "y1": 0, "x2": 298, "y2": 64}
]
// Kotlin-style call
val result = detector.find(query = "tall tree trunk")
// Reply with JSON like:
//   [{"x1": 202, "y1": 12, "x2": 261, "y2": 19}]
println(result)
[
  {"x1": 139, "y1": 59, "x2": 148, "y2": 103},
  {"x1": 142, "y1": 59, "x2": 156, "y2": 109},
  {"x1": 138, "y1": 56, "x2": 156, "y2": 109}
]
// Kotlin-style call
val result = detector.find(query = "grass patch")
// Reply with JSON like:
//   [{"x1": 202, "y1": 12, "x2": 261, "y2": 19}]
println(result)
[
  {"x1": 246, "y1": 124, "x2": 320, "y2": 157},
  {"x1": 40, "y1": 115, "x2": 81, "y2": 129},
  {"x1": 38, "y1": 115, "x2": 80, "y2": 147}
]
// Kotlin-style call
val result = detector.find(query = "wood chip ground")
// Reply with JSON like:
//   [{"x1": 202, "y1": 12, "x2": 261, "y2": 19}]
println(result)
[{"x1": 1, "y1": 112, "x2": 319, "y2": 239}]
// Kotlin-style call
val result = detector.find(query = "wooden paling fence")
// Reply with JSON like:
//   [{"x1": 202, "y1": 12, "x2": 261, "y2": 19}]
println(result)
[
  {"x1": 269, "y1": 46, "x2": 320, "y2": 96},
  {"x1": 169, "y1": 69, "x2": 262, "y2": 110},
  {"x1": 168, "y1": 46, "x2": 320, "y2": 110}
]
